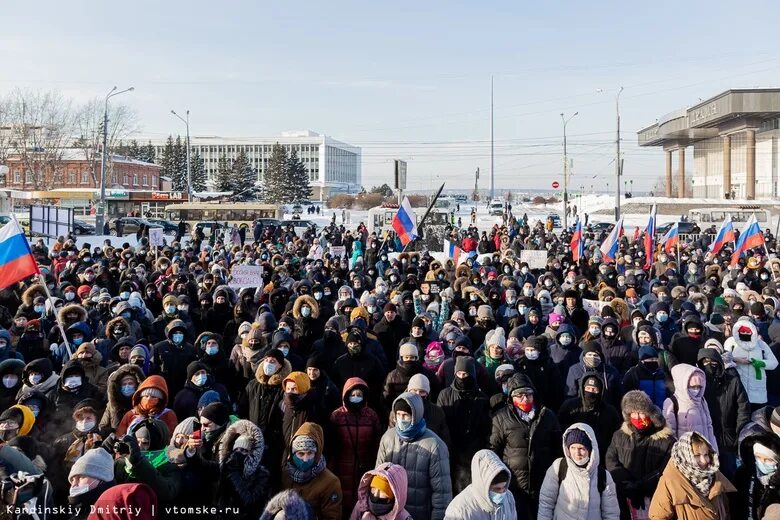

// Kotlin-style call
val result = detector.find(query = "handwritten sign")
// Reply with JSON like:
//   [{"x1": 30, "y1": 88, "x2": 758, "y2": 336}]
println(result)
[
  {"x1": 582, "y1": 298, "x2": 609, "y2": 317},
  {"x1": 229, "y1": 265, "x2": 264, "y2": 289},
  {"x1": 519, "y1": 250, "x2": 548, "y2": 270},
  {"x1": 148, "y1": 228, "x2": 165, "y2": 247},
  {"x1": 329, "y1": 246, "x2": 346, "y2": 259}
]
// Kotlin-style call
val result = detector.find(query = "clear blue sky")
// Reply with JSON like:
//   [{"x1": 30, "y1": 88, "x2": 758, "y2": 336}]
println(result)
[{"x1": 3, "y1": 0, "x2": 780, "y2": 192}]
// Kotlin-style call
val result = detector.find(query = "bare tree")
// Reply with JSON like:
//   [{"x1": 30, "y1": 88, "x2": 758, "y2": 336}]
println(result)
[
  {"x1": 6, "y1": 89, "x2": 73, "y2": 190},
  {"x1": 73, "y1": 98, "x2": 139, "y2": 186},
  {"x1": 652, "y1": 174, "x2": 693, "y2": 198},
  {"x1": 0, "y1": 96, "x2": 12, "y2": 185}
]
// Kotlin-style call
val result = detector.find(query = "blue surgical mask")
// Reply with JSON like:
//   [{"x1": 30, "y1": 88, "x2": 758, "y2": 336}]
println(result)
[
  {"x1": 172, "y1": 333, "x2": 184, "y2": 344},
  {"x1": 121, "y1": 312, "x2": 132, "y2": 321},
  {"x1": 165, "y1": 305, "x2": 177, "y2": 315},
  {"x1": 489, "y1": 491, "x2": 506, "y2": 505},
  {"x1": 348, "y1": 395, "x2": 363, "y2": 404},
  {"x1": 279, "y1": 346, "x2": 289, "y2": 357},
  {"x1": 656, "y1": 313, "x2": 669, "y2": 323},
  {"x1": 396, "y1": 417, "x2": 412, "y2": 432},
  {"x1": 34, "y1": 305, "x2": 45, "y2": 314},
  {"x1": 292, "y1": 453, "x2": 315, "y2": 471},
  {"x1": 120, "y1": 292, "x2": 130, "y2": 300},
  {"x1": 72, "y1": 337, "x2": 84, "y2": 347},
  {"x1": 757, "y1": 460, "x2": 778, "y2": 475},
  {"x1": 301, "y1": 307, "x2": 312, "y2": 318},
  {"x1": 192, "y1": 373, "x2": 208, "y2": 387},
  {"x1": 205, "y1": 345, "x2": 219, "y2": 356},
  {"x1": 120, "y1": 384, "x2": 136, "y2": 397}
]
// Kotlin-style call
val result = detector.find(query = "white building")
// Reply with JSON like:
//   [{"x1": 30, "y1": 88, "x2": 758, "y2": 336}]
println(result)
[{"x1": 150, "y1": 130, "x2": 361, "y2": 199}]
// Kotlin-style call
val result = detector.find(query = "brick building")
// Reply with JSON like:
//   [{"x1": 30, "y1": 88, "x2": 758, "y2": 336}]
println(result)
[{"x1": 3, "y1": 149, "x2": 161, "y2": 191}]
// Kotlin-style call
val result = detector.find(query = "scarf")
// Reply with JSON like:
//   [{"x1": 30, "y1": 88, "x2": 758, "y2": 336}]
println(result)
[
  {"x1": 286, "y1": 455, "x2": 327, "y2": 484},
  {"x1": 125, "y1": 449, "x2": 170, "y2": 477},
  {"x1": 516, "y1": 407, "x2": 536, "y2": 423},
  {"x1": 241, "y1": 345, "x2": 264, "y2": 366},
  {"x1": 671, "y1": 432, "x2": 719, "y2": 496},
  {"x1": 397, "y1": 417, "x2": 427, "y2": 442}
]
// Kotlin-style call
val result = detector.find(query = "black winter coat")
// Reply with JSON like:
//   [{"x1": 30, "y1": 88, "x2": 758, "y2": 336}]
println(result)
[
  {"x1": 516, "y1": 355, "x2": 565, "y2": 412},
  {"x1": 703, "y1": 371, "x2": 751, "y2": 452},
  {"x1": 557, "y1": 395, "x2": 622, "y2": 463},
  {"x1": 150, "y1": 340, "x2": 198, "y2": 398},
  {"x1": 373, "y1": 317, "x2": 409, "y2": 363}
]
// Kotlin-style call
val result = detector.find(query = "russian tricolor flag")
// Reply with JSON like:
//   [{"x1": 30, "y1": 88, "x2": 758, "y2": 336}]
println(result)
[
  {"x1": 730, "y1": 214, "x2": 765, "y2": 266},
  {"x1": 600, "y1": 218, "x2": 623, "y2": 263},
  {"x1": 708, "y1": 215, "x2": 736, "y2": 255},
  {"x1": 662, "y1": 222, "x2": 679, "y2": 254},
  {"x1": 644, "y1": 204, "x2": 657, "y2": 269},
  {"x1": 570, "y1": 219, "x2": 584, "y2": 262},
  {"x1": 444, "y1": 239, "x2": 463, "y2": 265},
  {"x1": 392, "y1": 197, "x2": 418, "y2": 246},
  {"x1": 0, "y1": 218, "x2": 40, "y2": 289}
]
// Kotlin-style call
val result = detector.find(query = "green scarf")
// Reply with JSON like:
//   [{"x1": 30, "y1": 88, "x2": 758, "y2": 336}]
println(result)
[{"x1": 125, "y1": 449, "x2": 170, "y2": 477}]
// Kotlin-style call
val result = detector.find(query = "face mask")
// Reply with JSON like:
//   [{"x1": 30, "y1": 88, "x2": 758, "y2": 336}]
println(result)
[
  {"x1": 521, "y1": 267, "x2": 529, "y2": 275},
  {"x1": 396, "y1": 417, "x2": 412, "y2": 432},
  {"x1": 34, "y1": 305, "x2": 45, "y2": 314},
  {"x1": 166, "y1": 305, "x2": 177, "y2": 315},
  {"x1": 263, "y1": 362, "x2": 279, "y2": 376},
  {"x1": 279, "y1": 346, "x2": 289, "y2": 357},
  {"x1": 292, "y1": 453, "x2": 315, "y2": 471},
  {"x1": 523, "y1": 288, "x2": 533, "y2": 297},
  {"x1": 29, "y1": 374, "x2": 42, "y2": 385},
  {"x1": 205, "y1": 345, "x2": 219, "y2": 356},
  {"x1": 65, "y1": 292, "x2": 76, "y2": 301},
  {"x1": 367, "y1": 306, "x2": 376, "y2": 314},
  {"x1": 687, "y1": 386, "x2": 703, "y2": 399},
  {"x1": 2, "y1": 375, "x2": 17, "y2": 389},
  {"x1": 69, "y1": 485, "x2": 92, "y2": 497},
  {"x1": 301, "y1": 307, "x2": 312, "y2": 318},
  {"x1": 121, "y1": 384, "x2": 136, "y2": 397},
  {"x1": 506, "y1": 298, "x2": 516, "y2": 306},
  {"x1": 172, "y1": 333, "x2": 184, "y2": 344},
  {"x1": 643, "y1": 361, "x2": 659, "y2": 372},
  {"x1": 348, "y1": 395, "x2": 363, "y2": 404},
  {"x1": 544, "y1": 280, "x2": 553, "y2": 288},
  {"x1": 578, "y1": 283, "x2": 587, "y2": 291},
  {"x1": 120, "y1": 292, "x2": 130, "y2": 300},
  {"x1": 589, "y1": 327, "x2": 601, "y2": 337},
  {"x1": 489, "y1": 490, "x2": 506, "y2": 505},
  {"x1": 630, "y1": 416, "x2": 652, "y2": 430},
  {"x1": 585, "y1": 356, "x2": 601, "y2": 368},
  {"x1": 469, "y1": 307, "x2": 478, "y2": 317},
  {"x1": 525, "y1": 350, "x2": 540, "y2": 361},
  {"x1": 574, "y1": 455, "x2": 590, "y2": 468},
  {"x1": 75, "y1": 418, "x2": 96, "y2": 432},
  {"x1": 656, "y1": 313, "x2": 668, "y2": 323},
  {"x1": 559, "y1": 335, "x2": 572, "y2": 346},
  {"x1": 192, "y1": 374, "x2": 208, "y2": 387},
  {"x1": 513, "y1": 397, "x2": 533, "y2": 413},
  {"x1": 757, "y1": 460, "x2": 778, "y2": 475},
  {"x1": 64, "y1": 376, "x2": 82, "y2": 389},
  {"x1": 368, "y1": 495, "x2": 394, "y2": 516},
  {"x1": 313, "y1": 292, "x2": 322, "y2": 300}
]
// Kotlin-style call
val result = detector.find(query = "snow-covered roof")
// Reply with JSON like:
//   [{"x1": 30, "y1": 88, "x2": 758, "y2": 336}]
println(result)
[{"x1": 5, "y1": 149, "x2": 159, "y2": 168}]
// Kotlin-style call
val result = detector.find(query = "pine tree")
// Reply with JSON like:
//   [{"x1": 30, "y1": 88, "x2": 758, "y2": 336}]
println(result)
[
  {"x1": 190, "y1": 150, "x2": 207, "y2": 192},
  {"x1": 127, "y1": 139, "x2": 141, "y2": 159},
  {"x1": 160, "y1": 135, "x2": 176, "y2": 182},
  {"x1": 231, "y1": 150, "x2": 258, "y2": 201},
  {"x1": 171, "y1": 136, "x2": 187, "y2": 191},
  {"x1": 214, "y1": 154, "x2": 233, "y2": 193},
  {"x1": 287, "y1": 148, "x2": 312, "y2": 202},
  {"x1": 141, "y1": 141, "x2": 157, "y2": 164},
  {"x1": 264, "y1": 143, "x2": 290, "y2": 203}
]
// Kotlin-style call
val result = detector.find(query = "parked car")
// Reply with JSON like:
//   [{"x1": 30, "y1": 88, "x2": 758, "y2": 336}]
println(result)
[
  {"x1": 147, "y1": 218, "x2": 188, "y2": 236},
  {"x1": 72, "y1": 219, "x2": 96, "y2": 235},
  {"x1": 588, "y1": 222, "x2": 614, "y2": 233},
  {"x1": 547, "y1": 214, "x2": 562, "y2": 228},
  {"x1": 108, "y1": 217, "x2": 163, "y2": 236},
  {"x1": 656, "y1": 221, "x2": 700, "y2": 236},
  {"x1": 489, "y1": 201, "x2": 505, "y2": 216},
  {"x1": 281, "y1": 219, "x2": 317, "y2": 234}
]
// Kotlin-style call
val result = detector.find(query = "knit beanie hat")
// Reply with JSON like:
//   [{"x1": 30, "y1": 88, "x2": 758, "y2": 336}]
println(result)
[
  {"x1": 412, "y1": 317, "x2": 426, "y2": 329},
  {"x1": 638, "y1": 345, "x2": 658, "y2": 360},
  {"x1": 140, "y1": 388, "x2": 163, "y2": 400},
  {"x1": 454, "y1": 356, "x2": 476, "y2": 379},
  {"x1": 771, "y1": 407, "x2": 780, "y2": 436},
  {"x1": 234, "y1": 435, "x2": 253, "y2": 451},
  {"x1": 399, "y1": 343, "x2": 419, "y2": 359},
  {"x1": 407, "y1": 374, "x2": 430, "y2": 394},
  {"x1": 130, "y1": 346, "x2": 147, "y2": 360},
  {"x1": 283, "y1": 372, "x2": 311, "y2": 394},
  {"x1": 370, "y1": 474, "x2": 394, "y2": 499},
  {"x1": 265, "y1": 348, "x2": 285, "y2": 366},
  {"x1": 486, "y1": 327, "x2": 506, "y2": 349},
  {"x1": 237, "y1": 321, "x2": 252, "y2": 336},
  {"x1": 548, "y1": 313, "x2": 563, "y2": 326},
  {"x1": 291, "y1": 434, "x2": 317, "y2": 454},
  {"x1": 564, "y1": 428, "x2": 593, "y2": 452},
  {"x1": 69, "y1": 446, "x2": 115, "y2": 483},
  {"x1": 477, "y1": 305, "x2": 494, "y2": 321},
  {"x1": 197, "y1": 390, "x2": 222, "y2": 410},
  {"x1": 393, "y1": 399, "x2": 412, "y2": 415},
  {"x1": 200, "y1": 402, "x2": 230, "y2": 426},
  {"x1": 162, "y1": 294, "x2": 178, "y2": 307},
  {"x1": 383, "y1": 303, "x2": 397, "y2": 313}
]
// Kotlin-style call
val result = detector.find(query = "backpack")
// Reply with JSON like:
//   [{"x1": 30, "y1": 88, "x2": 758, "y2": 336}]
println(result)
[{"x1": 557, "y1": 456, "x2": 607, "y2": 494}]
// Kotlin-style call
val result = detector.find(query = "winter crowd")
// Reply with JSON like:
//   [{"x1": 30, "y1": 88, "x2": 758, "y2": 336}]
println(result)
[{"x1": 0, "y1": 215, "x2": 778, "y2": 520}]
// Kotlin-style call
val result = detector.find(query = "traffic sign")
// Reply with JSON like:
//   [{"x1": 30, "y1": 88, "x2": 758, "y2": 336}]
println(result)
[{"x1": 552, "y1": 181, "x2": 560, "y2": 189}]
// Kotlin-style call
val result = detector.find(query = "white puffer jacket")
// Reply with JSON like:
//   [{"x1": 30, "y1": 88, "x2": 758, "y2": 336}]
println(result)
[
  {"x1": 444, "y1": 449, "x2": 517, "y2": 520},
  {"x1": 724, "y1": 318, "x2": 779, "y2": 404},
  {"x1": 537, "y1": 423, "x2": 620, "y2": 520}
]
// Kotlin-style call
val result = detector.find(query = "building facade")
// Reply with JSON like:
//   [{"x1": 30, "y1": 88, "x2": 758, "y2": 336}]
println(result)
[
  {"x1": 151, "y1": 130, "x2": 362, "y2": 199},
  {"x1": 638, "y1": 89, "x2": 780, "y2": 200}
]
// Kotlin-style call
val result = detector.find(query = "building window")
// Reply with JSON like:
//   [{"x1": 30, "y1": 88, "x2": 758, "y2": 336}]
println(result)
[
  {"x1": 68, "y1": 171, "x2": 76, "y2": 185},
  {"x1": 81, "y1": 171, "x2": 89, "y2": 184},
  {"x1": 142, "y1": 175, "x2": 147, "y2": 186},
  {"x1": 133, "y1": 174, "x2": 138, "y2": 186},
  {"x1": 14, "y1": 171, "x2": 20, "y2": 184},
  {"x1": 25, "y1": 171, "x2": 32, "y2": 184}
]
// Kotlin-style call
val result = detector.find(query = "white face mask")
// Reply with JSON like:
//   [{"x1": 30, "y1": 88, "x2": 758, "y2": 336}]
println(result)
[
  {"x1": 29, "y1": 374, "x2": 42, "y2": 385},
  {"x1": 525, "y1": 350, "x2": 540, "y2": 361},
  {"x1": 69, "y1": 485, "x2": 91, "y2": 497},
  {"x1": 75, "y1": 418, "x2": 96, "y2": 432}
]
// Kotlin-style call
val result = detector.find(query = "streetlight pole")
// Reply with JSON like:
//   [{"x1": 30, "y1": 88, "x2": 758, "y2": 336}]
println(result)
[
  {"x1": 96, "y1": 86, "x2": 134, "y2": 234},
  {"x1": 171, "y1": 110, "x2": 192, "y2": 200},
  {"x1": 561, "y1": 111, "x2": 578, "y2": 229},
  {"x1": 615, "y1": 86, "x2": 624, "y2": 221}
]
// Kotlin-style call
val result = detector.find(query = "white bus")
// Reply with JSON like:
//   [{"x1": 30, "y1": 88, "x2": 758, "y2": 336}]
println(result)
[
  {"x1": 688, "y1": 207, "x2": 771, "y2": 225},
  {"x1": 367, "y1": 205, "x2": 452, "y2": 235}
]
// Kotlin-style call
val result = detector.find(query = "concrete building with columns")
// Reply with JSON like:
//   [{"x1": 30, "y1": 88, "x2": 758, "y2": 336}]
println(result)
[{"x1": 638, "y1": 88, "x2": 780, "y2": 200}]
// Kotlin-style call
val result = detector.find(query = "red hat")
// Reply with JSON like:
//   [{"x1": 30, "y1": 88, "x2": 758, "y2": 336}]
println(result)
[
  {"x1": 738, "y1": 325, "x2": 753, "y2": 335},
  {"x1": 77, "y1": 285, "x2": 91, "y2": 299},
  {"x1": 487, "y1": 271, "x2": 497, "y2": 280}
]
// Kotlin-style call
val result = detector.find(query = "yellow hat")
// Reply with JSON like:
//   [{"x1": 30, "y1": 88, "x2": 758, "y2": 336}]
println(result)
[
  {"x1": 283, "y1": 371, "x2": 311, "y2": 394},
  {"x1": 370, "y1": 474, "x2": 394, "y2": 499}
]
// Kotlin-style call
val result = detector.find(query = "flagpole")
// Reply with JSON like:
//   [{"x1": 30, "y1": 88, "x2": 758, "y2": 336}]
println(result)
[
  {"x1": 40, "y1": 277, "x2": 72, "y2": 358},
  {"x1": 402, "y1": 183, "x2": 446, "y2": 253}
]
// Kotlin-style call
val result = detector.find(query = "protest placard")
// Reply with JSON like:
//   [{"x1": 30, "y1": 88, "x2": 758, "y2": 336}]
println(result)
[
  {"x1": 582, "y1": 298, "x2": 610, "y2": 317},
  {"x1": 519, "y1": 250, "x2": 548, "y2": 270},
  {"x1": 229, "y1": 265, "x2": 264, "y2": 289},
  {"x1": 329, "y1": 246, "x2": 346, "y2": 259},
  {"x1": 148, "y1": 228, "x2": 165, "y2": 247}
]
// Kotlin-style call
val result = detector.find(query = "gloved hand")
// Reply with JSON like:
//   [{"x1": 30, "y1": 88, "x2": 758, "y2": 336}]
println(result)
[
  {"x1": 120, "y1": 434, "x2": 143, "y2": 465},
  {"x1": 49, "y1": 343, "x2": 58, "y2": 353},
  {"x1": 413, "y1": 290, "x2": 421, "y2": 298},
  {"x1": 226, "y1": 451, "x2": 246, "y2": 471},
  {"x1": 751, "y1": 358, "x2": 767, "y2": 379},
  {"x1": 101, "y1": 433, "x2": 117, "y2": 455}
]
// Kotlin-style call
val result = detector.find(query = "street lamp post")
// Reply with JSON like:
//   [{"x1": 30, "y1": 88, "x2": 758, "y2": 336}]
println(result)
[
  {"x1": 561, "y1": 111, "x2": 578, "y2": 229},
  {"x1": 615, "y1": 86, "x2": 624, "y2": 220},
  {"x1": 171, "y1": 110, "x2": 192, "y2": 199},
  {"x1": 96, "y1": 86, "x2": 134, "y2": 234}
]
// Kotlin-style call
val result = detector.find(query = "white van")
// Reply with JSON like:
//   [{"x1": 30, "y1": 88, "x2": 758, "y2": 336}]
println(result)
[{"x1": 489, "y1": 200, "x2": 504, "y2": 216}]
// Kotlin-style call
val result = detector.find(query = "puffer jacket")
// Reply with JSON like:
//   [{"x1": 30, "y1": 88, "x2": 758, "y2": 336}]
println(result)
[
  {"x1": 376, "y1": 393, "x2": 452, "y2": 520},
  {"x1": 605, "y1": 391, "x2": 675, "y2": 520},
  {"x1": 565, "y1": 352, "x2": 623, "y2": 409},
  {"x1": 329, "y1": 377, "x2": 382, "y2": 514},
  {"x1": 116, "y1": 375, "x2": 178, "y2": 439},
  {"x1": 72, "y1": 341, "x2": 110, "y2": 393},
  {"x1": 444, "y1": 449, "x2": 517, "y2": 520},
  {"x1": 599, "y1": 318, "x2": 636, "y2": 375},
  {"x1": 724, "y1": 318, "x2": 779, "y2": 404},
  {"x1": 489, "y1": 373, "x2": 562, "y2": 517},
  {"x1": 663, "y1": 364, "x2": 718, "y2": 452},
  {"x1": 538, "y1": 423, "x2": 620, "y2": 520},
  {"x1": 349, "y1": 462, "x2": 411, "y2": 520},
  {"x1": 99, "y1": 363, "x2": 145, "y2": 433},
  {"x1": 548, "y1": 324, "x2": 582, "y2": 377},
  {"x1": 216, "y1": 419, "x2": 270, "y2": 520}
]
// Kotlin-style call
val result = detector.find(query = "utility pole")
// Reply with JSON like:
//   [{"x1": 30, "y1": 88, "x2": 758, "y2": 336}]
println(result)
[
  {"x1": 490, "y1": 76, "x2": 494, "y2": 201},
  {"x1": 171, "y1": 110, "x2": 192, "y2": 199},
  {"x1": 561, "y1": 112, "x2": 578, "y2": 229},
  {"x1": 96, "y1": 85, "x2": 134, "y2": 234},
  {"x1": 615, "y1": 86, "x2": 624, "y2": 221},
  {"x1": 474, "y1": 167, "x2": 479, "y2": 201}
]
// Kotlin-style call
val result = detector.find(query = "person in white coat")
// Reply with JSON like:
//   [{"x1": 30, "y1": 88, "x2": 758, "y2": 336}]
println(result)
[
  {"x1": 444, "y1": 449, "x2": 517, "y2": 520},
  {"x1": 537, "y1": 422, "x2": 620, "y2": 520},
  {"x1": 724, "y1": 318, "x2": 778, "y2": 409}
]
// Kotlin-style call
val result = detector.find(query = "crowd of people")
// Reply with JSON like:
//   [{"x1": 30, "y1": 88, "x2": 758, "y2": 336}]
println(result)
[{"x1": 0, "y1": 211, "x2": 778, "y2": 519}]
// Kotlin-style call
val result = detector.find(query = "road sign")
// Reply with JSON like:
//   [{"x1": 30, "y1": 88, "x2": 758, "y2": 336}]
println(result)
[{"x1": 552, "y1": 181, "x2": 560, "y2": 189}]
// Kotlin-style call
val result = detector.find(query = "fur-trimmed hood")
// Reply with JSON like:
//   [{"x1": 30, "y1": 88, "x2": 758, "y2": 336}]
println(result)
[
  {"x1": 461, "y1": 286, "x2": 488, "y2": 303},
  {"x1": 218, "y1": 419, "x2": 266, "y2": 478},
  {"x1": 107, "y1": 364, "x2": 146, "y2": 411},
  {"x1": 259, "y1": 490, "x2": 312, "y2": 520},
  {"x1": 619, "y1": 390, "x2": 673, "y2": 440},
  {"x1": 292, "y1": 294, "x2": 320, "y2": 319},
  {"x1": 59, "y1": 304, "x2": 88, "y2": 326},
  {"x1": 22, "y1": 284, "x2": 46, "y2": 307},
  {"x1": 255, "y1": 358, "x2": 292, "y2": 386}
]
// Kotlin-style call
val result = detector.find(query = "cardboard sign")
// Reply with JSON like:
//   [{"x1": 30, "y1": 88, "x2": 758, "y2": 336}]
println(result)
[
  {"x1": 582, "y1": 298, "x2": 610, "y2": 317},
  {"x1": 229, "y1": 265, "x2": 264, "y2": 289},
  {"x1": 148, "y1": 228, "x2": 165, "y2": 247},
  {"x1": 329, "y1": 246, "x2": 346, "y2": 259},
  {"x1": 519, "y1": 250, "x2": 548, "y2": 270}
]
